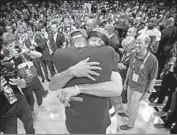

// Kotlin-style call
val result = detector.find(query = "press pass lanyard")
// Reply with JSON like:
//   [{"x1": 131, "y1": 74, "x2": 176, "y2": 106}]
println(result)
[{"x1": 132, "y1": 52, "x2": 150, "y2": 75}]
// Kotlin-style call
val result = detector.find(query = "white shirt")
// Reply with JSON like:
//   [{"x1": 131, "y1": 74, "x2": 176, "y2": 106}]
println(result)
[
  {"x1": 30, "y1": 38, "x2": 34, "y2": 46},
  {"x1": 138, "y1": 26, "x2": 161, "y2": 41},
  {"x1": 41, "y1": 35, "x2": 53, "y2": 55},
  {"x1": 19, "y1": 33, "x2": 27, "y2": 45},
  {"x1": 54, "y1": 33, "x2": 58, "y2": 43},
  {"x1": 47, "y1": 40, "x2": 53, "y2": 55}
]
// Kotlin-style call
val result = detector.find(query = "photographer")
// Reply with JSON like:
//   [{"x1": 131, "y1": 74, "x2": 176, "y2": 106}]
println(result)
[
  {"x1": 0, "y1": 49, "x2": 35, "y2": 134},
  {"x1": 2, "y1": 32, "x2": 48, "y2": 114}
]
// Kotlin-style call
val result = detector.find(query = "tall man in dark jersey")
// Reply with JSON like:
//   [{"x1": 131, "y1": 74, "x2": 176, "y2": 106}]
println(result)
[{"x1": 49, "y1": 28, "x2": 122, "y2": 134}]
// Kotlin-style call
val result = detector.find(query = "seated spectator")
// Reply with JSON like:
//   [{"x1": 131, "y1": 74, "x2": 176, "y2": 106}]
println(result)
[
  {"x1": 154, "y1": 88, "x2": 177, "y2": 134},
  {"x1": 150, "y1": 42, "x2": 177, "y2": 117}
]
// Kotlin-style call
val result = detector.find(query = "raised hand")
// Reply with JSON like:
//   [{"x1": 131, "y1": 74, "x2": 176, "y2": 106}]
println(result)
[{"x1": 70, "y1": 57, "x2": 102, "y2": 81}]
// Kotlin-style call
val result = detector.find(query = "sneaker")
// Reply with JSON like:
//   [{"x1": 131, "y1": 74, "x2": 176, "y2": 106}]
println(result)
[
  {"x1": 118, "y1": 112, "x2": 129, "y2": 117},
  {"x1": 120, "y1": 125, "x2": 133, "y2": 130},
  {"x1": 39, "y1": 105, "x2": 48, "y2": 112},
  {"x1": 149, "y1": 102, "x2": 163, "y2": 107},
  {"x1": 154, "y1": 124, "x2": 166, "y2": 129},
  {"x1": 154, "y1": 111, "x2": 167, "y2": 117}
]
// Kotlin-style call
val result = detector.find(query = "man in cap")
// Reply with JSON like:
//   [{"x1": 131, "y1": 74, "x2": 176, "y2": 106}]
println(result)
[
  {"x1": 49, "y1": 28, "x2": 122, "y2": 134},
  {"x1": 88, "y1": 27, "x2": 120, "y2": 134}
]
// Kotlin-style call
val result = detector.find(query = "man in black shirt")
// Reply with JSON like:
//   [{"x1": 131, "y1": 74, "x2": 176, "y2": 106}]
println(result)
[{"x1": 0, "y1": 50, "x2": 35, "y2": 134}]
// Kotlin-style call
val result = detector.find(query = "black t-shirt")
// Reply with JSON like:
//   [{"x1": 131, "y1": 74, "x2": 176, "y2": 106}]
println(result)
[
  {"x1": 54, "y1": 46, "x2": 117, "y2": 134},
  {"x1": 0, "y1": 83, "x2": 20, "y2": 118}
]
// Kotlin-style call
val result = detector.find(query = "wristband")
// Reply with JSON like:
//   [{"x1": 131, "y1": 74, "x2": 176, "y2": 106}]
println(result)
[{"x1": 75, "y1": 85, "x2": 80, "y2": 93}]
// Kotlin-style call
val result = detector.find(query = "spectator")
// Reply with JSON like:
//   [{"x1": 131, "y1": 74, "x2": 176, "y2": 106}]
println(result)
[
  {"x1": 35, "y1": 26, "x2": 56, "y2": 79},
  {"x1": 150, "y1": 42, "x2": 177, "y2": 116},
  {"x1": 119, "y1": 35, "x2": 158, "y2": 130},
  {"x1": 2, "y1": 32, "x2": 48, "y2": 113},
  {"x1": 154, "y1": 88, "x2": 177, "y2": 134},
  {"x1": 105, "y1": 24, "x2": 121, "y2": 54},
  {"x1": 0, "y1": 47, "x2": 35, "y2": 134},
  {"x1": 138, "y1": 17, "x2": 161, "y2": 54},
  {"x1": 157, "y1": 17, "x2": 177, "y2": 77}
]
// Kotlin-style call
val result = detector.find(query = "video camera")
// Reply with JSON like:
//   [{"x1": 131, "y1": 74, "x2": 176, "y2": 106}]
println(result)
[{"x1": 0, "y1": 53, "x2": 18, "y2": 81}]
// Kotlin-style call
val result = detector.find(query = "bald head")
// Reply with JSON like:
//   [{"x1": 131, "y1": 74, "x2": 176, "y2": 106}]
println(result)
[
  {"x1": 148, "y1": 17, "x2": 158, "y2": 29},
  {"x1": 166, "y1": 17, "x2": 175, "y2": 27}
]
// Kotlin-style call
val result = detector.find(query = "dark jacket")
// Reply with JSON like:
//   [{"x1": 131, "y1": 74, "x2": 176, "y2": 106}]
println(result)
[
  {"x1": 48, "y1": 32, "x2": 65, "y2": 52},
  {"x1": 34, "y1": 35, "x2": 51, "y2": 61},
  {"x1": 108, "y1": 34, "x2": 120, "y2": 54},
  {"x1": 24, "y1": 39, "x2": 33, "y2": 49},
  {"x1": 158, "y1": 26, "x2": 177, "y2": 56}
]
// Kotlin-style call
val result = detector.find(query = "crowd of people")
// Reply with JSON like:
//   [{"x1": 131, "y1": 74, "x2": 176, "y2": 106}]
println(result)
[{"x1": 0, "y1": 0, "x2": 177, "y2": 134}]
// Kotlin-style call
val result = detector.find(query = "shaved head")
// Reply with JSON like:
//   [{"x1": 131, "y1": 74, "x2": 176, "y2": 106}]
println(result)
[
  {"x1": 148, "y1": 17, "x2": 158, "y2": 29},
  {"x1": 166, "y1": 17, "x2": 175, "y2": 27}
]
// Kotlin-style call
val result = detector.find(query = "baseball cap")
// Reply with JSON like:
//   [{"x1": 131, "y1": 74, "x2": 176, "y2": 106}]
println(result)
[
  {"x1": 69, "y1": 29, "x2": 88, "y2": 41},
  {"x1": 88, "y1": 27, "x2": 109, "y2": 45}
]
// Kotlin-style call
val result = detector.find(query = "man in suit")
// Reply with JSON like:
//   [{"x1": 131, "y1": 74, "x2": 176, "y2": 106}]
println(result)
[
  {"x1": 24, "y1": 28, "x2": 49, "y2": 82},
  {"x1": 48, "y1": 22, "x2": 65, "y2": 51},
  {"x1": 35, "y1": 26, "x2": 56, "y2": 78}
]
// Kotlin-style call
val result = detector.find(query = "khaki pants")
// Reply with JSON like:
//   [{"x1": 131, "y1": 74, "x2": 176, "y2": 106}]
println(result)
[{"x1": 126, "y1": 87, "x2": 143, "y2": 128}]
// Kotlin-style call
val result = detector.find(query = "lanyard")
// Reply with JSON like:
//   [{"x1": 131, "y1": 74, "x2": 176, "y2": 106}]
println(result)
[
  {"x1": 121, "y1": 50, "x2": 136, "y2": 63},
  {"x1": 132, "y1": 52, "x2": 150, "y2": 75}
]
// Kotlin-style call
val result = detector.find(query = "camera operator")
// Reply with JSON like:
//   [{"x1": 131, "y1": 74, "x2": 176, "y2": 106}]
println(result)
[
  {"x1": 0, "y1": 49, "x2": 35, "y2": 134},
  {"x1": 2, "y1": 32, "x2": 48, "y2": 115}
]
